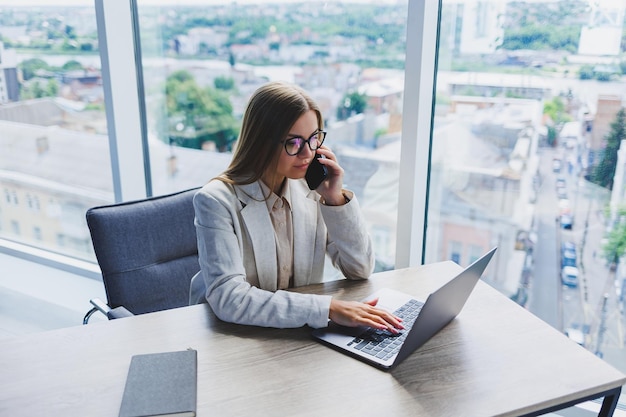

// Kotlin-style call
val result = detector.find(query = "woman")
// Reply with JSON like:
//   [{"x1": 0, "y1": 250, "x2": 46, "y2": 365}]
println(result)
[{"x1": 189, "y1": 81, "x2": 402, "y2": 333}]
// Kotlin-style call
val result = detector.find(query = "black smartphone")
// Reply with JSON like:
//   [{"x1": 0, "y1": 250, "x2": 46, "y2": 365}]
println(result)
[{"x1": 305, "y1": 153, "x2": 328, "y2": 190}]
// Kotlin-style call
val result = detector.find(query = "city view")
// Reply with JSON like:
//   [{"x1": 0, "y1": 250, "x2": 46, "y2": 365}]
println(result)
[{"x1": 1, "y1": 0, "x2": 626, "y2": 403}]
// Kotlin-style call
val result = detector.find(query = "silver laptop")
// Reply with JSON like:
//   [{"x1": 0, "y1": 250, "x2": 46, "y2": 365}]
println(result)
[{"x1": 312, "y1": 247, "x2": 497, "y2": 370}]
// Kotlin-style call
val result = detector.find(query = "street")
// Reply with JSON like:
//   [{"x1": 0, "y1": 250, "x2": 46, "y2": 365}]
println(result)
[{"x1": 527, "y1": 146, "x2": 625, "y2": 374}]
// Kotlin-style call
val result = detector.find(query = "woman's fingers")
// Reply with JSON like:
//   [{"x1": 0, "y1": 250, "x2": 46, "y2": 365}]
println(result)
[
  {"x1": 329, "y1": 299, "x2": 404, "y2": 332},
  {"x1": 363, "y1": 308, "x2": 404, "y2": 333}
]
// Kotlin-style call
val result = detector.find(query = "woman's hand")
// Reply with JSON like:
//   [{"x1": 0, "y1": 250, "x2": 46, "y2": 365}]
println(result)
[
  {"x1": 314, "y1": 145, "x2": 346, "y2": 205},
  {"x1": 329, "y1": 298, "x2": 404, "y2": 333}
]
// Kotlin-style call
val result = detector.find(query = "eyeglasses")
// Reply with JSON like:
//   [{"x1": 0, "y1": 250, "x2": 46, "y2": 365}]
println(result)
[{"x1": 282, "y1": 130, "x2": 327, "y2": 156}]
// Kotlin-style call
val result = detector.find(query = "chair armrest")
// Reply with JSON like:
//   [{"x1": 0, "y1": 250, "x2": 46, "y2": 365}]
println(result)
[
  {"x1": 107, "y1": 306, "x2": 134, "y2": 319},
  {"x1": 90, "y1": 297, "x2": 112, "y2": 315},
  {"x1": 82, "y1": 298, "x2": 135, "y2": 324}
]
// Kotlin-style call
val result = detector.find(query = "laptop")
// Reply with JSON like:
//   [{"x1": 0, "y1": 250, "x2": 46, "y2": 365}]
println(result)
[{"x1": 312, "y1": 247, "x2": 497, "y2": 370}]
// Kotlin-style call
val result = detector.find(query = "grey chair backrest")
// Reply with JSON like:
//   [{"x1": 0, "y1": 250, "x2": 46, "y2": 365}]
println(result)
[{"x1": 86, "y1": 187, "x2": 200, "y2": 315}]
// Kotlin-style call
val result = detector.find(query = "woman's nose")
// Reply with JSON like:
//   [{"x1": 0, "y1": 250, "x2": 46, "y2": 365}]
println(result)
[{"x1": 299, "y1": 144, "x2": 315, "y2": 158}]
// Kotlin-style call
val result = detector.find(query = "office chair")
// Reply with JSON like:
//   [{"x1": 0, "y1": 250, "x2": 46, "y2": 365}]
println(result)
[{"x1": 83, "y1": 187, "x2": 201, "y2": 324}]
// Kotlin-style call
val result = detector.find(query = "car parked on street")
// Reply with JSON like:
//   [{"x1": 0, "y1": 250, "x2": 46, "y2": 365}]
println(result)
[
  {"x1": 561, "y1": 241, "x2": 576, "y2": 268},
  {"x1": 561, "y1": 266, "x2": 579, "y2": 287},
  {"x1": 558, "y1": 198, "x2": 571, "y2": 213},
  {"x1": 560, "y1": 213, "x2": 573, "y2": 230}
]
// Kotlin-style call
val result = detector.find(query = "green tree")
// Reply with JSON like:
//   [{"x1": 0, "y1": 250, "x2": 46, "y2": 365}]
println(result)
[
  {"x1": 603, "y1": 208, "x2": 626, "y2": 270},
  {"x1": 65, "y1": 25, "x2": 77, "y2": 39},
  {"x1": 336, "y1": 91, "x2": 367, "y2": 121},
  {"x1": 169, "y1": 70, "x2": 194, "y2": 84},
  {"x1": 62, "y1": 60, "x2": 84, "y2": 71},
  {"x1": 500, "y1": 1, "x2": 586, "y2": 52},
  {"x1": 60, "y1": 39, "x2": 78, "y2": 52},
  {"x1": 546, "y1": 125, "x2": 557, "y2": 147},
  {"x1": 214, "y1": 76, "x2": 235, "y2": 91},
  {"x1": 591, "y1": 108, "x2": 626, "y2": 190},
  {"x1": 543, "y1": 97, "x2": 566, "y2": 122},
  {"x1": 45, "y1": 79, "x2": 59, "y2": 97},
  {"x1": 19, "y1": 58, "x2": 49, "y2": 81},
  {"x1": 543, "y1": 97, "x2": 572, "y2": 139},
  {"x1": 578, "y1": 65, "x2": 594, "y2": 80},
  {"x1": 79, "y1": 42, "x2": 94, "y2": 52},
  {"x1": 20, "y1": 79, "x2": 59, "y2": 100},
  {"x1": 29, "y1": 81, "x2": 45, "y2": 99},
  {"x1": 165, "y1": 70, "x2": 238, "y2": 151}
]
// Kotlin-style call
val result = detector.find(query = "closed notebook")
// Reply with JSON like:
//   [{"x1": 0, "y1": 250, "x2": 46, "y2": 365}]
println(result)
[{"x1": 118, "y1": 349, "x2": 197, "y2": 417}]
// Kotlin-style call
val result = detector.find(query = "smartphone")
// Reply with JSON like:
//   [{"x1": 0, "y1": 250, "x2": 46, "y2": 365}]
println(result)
[{"x1": 305, "y1": 153, "x2": 328, "y2": 190}]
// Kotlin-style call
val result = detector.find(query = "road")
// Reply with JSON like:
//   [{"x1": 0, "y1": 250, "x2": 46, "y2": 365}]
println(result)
[
  {"x1": 526, "y1": 146, "x2": 625, "y2": 374},
  {"x1": 526, "y1": 161, "x2": 561, "y2": 328}
]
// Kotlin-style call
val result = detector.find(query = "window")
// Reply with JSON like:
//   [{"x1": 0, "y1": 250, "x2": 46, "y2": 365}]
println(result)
[
  {"x1": 10, "y1": 220, "x2": 19, "y2": 235},
  {"x1": 0, "y1": 1, "x2": 111, "y2": 263},
  {"x1": 468, "y1": 244, "x2": 482, "y2": 265},
  {"x1": 134, "y1": 0, "x2": 409, "y2": 272},
  {"x1": 26, "y1": 194, "x2": 40, "y2": 211},
  {"x1": 449, "y1": 241, "x2": 462, "y2": 264},
  {"x1": 33, "y1": 226, "x2": 42, "y2": 241},
  {"x1": 429, "y1": 1, "x2": 626, "y2": 399}
]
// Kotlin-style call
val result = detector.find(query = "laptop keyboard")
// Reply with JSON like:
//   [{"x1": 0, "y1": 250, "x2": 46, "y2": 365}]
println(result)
[{"x1": 349, "y1": 298, "x2": 424, "y2": 361}]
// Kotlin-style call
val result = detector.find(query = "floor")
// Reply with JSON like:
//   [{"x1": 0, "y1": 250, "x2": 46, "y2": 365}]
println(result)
[{"x1": 0, "y1": 252, "x2": 107, "y2": 338}]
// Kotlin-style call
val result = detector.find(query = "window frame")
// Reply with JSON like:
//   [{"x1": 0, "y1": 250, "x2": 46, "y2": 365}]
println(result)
[
  {"x1": 396, "y1": 0, "x2": 440, "y2": 268},
  {"x1": 95, "y1": 0, "x2": 152, "y2": 203}
]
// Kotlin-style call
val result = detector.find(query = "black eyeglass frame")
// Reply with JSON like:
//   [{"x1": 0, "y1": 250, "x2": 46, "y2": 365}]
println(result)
[{"x1": 282, "y1": 130, "x2": 327, "y2": 156}]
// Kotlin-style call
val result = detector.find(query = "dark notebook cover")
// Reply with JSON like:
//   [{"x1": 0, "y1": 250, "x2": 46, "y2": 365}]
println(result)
[{"x1": 118, "y1": 349, "x2": 197, "y2": 417}]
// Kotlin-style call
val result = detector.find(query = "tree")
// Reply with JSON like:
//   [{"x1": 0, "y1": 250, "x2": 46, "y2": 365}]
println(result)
[
  {"x1": 214, "y1": 76, "x2": 235, "y2": 91},
  {"x1": 19, "y1": 58, "x2": 49, "y2": 81},
  {"x1": 336, "y1": 91, "x2": 367, "y2": 121},
  {"x1": 578, "y1": 65, "x2": 594, "y2": 80},
  {"x1": 591, "y1": 109, "x2": 626, "y2": 190},
  {"x1": 603, "y1": 210, "x2": 626, "y2": 269},
  {"x1": 20, "y1": 78, "x2": 59, "y2": 100},
  {"x1": 546, "y1": 125, "x2": 557, "y2": 147},
  {"x1": 62, "y1": 60, "x2": 84, "y2": 71},
  {"x1": 542, "y1": 97, "x2": 572, "y2": 147},
  {"x1": 543, "y1": 97, "x2": 568, "y2": 124},
  {"x1": 165, "y1": 70, "x2": 238, "y2": 151},
  {"x1": 45, "y1": 79, "x2": 59, "y2": 97}
]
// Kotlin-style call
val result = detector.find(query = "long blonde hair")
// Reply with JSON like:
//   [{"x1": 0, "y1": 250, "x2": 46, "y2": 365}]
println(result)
[{"x1": 217, "y1": 81, "x2": 323, "y2": 191}]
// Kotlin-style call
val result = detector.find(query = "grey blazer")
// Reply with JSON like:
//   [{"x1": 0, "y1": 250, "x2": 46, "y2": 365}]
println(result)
[{"x1": 189, "y1": 178, "x2": 375, "y2": 328}]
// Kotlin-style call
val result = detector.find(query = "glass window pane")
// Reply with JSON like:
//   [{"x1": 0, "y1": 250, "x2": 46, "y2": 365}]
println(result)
[
  {"x1": 0, "y1": 2, "x2": 110, "y2": 262},
  {"x1": 136, "y1": 0, "x2": 408, "y2": 272},
  {"x1": 430, "y1": 0, "x2": 626, "y2": 397}
]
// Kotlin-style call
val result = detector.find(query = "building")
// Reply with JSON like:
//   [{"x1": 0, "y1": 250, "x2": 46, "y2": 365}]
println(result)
[
  {"x1": 447, "y1": 72, "x2": 551, "y2": 101},
  {"x1": 0, "y1": 42, "x2": 20, "y2": 103},
  {"x1": 587, "y1": 95, "x2": 625, "y2": 171},
  {"x1": 578, "y1": 0, "x2": 625, "y2": 56},
  {"x1": 442, "y1": 0, "x2": 506, "y2": 56}
]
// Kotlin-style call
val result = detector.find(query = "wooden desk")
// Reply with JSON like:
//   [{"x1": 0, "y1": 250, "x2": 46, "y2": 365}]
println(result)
[{"x1": 1, "y1": 261, "x2": 624, "y2": 417}]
